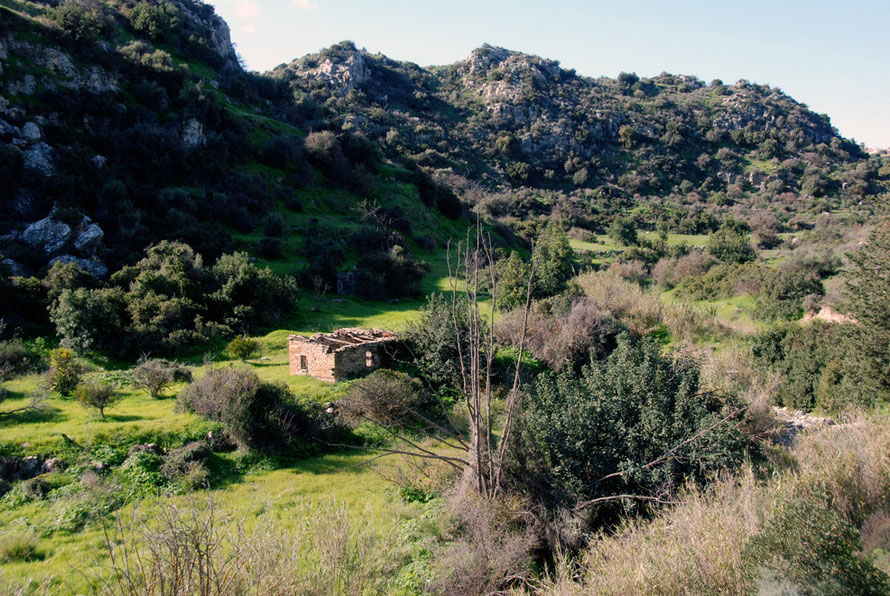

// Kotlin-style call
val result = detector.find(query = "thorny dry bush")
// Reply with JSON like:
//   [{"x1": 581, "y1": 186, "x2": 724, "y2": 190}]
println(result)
[
  {"x1": 87, "y1": 496, "x2": 395, "y2": 596},
  {"x1": 573, "y1": 270, "x2": 720, "y2": 342}
]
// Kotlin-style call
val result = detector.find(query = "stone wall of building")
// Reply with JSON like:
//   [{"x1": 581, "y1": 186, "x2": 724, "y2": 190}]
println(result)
[
  {"x1": 289, "y1": 337, "x2": 337, "y2": 381},
  {"x1": 333, "y1": 342, "x2": 388, "y2": 380},
  {"x1": 288, "y1": 329, "x2": 399, "y2": 382}
]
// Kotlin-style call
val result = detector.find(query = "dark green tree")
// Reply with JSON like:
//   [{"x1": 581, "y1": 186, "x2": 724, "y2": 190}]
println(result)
[
  {"x1": 510, "y1": 334, "x2": 747, "y2": 522},
  {"x1": 708, "y1": 219, "x2": 756, "y2": 264},
  {"x1": 845, "y1": 223, "x2": 890, "y2": 395},
  {"x1": 496, "y1": 251, "x2": 532, "y2": 312},
  {"x1": 532, "y1": 222, "x2": 574, "y2": 298},
  {"x1": 608, "y1": 216, "x2": 639, "y2": 247}
]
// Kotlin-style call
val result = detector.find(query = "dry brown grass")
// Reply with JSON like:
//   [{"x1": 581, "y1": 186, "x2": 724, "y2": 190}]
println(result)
[
  {"x1": 89, "y1": 496, "x2": 395, "y2": 596},
  {"x1": 573, "y1": 271, "x2": 663, "y2": 336}
]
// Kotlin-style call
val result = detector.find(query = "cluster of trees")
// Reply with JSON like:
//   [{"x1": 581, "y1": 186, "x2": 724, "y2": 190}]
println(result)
[{"x1": 45, "y1": 241, "x2": 297, "y2": 356}]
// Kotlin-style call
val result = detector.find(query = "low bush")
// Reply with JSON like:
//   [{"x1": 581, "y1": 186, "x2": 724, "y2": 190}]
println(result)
[
  {"x1": 0, "y1": 531, "x2": 41, "y2": 563},
  {"x1": 0, "y1": 340, "x2": 43, "y2": 379},
  {"x1": 341, "y1": 369, "x2": 432, "y2": 427},
  {"x1": 21, "y1": 477, "x2": 51, "y2": 500},
  {"x1": 130, "y1": 357, "x2": 192, "y2": 398},
  {"x1": 354, "y1": 246, "x2": 429, "y2": 300},
  {"x1": 755, "y1": 269, "x2": 824, "y2": 321},
  {"x1": 674, "y1": 262, "x2": 765, "y2": 301},
  {"x1": 540, "y1": 415, "x2": 890, "y2": 594},
  {"x1": 256, "y1": 237, "x2": 283, "y2": 259},
  {"x1": 744, "y1": 491, "x2": 890, "y2": 594},
  {"x1": 160, "y1": 441, "x2": 212, "y2": 490},
  {"x1": 46, "y1": 348, "x2": 80, "y2": 396},
  {"x1": 495, "y1": 299, "x2": 621, "y2": 371},
  {"x1": 178, "y1": 367, "x2": 321, "y2": 452}
]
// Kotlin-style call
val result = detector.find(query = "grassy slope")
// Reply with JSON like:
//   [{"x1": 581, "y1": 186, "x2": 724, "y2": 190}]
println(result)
[{"x1": 0, "y1": 340, "x2": 409, "y2": 589}]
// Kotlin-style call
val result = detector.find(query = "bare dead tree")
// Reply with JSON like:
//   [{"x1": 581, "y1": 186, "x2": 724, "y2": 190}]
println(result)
[
  {"x1": 446, "y1": 221, "x2": 536, "y2": 498},
  {"x1": 334, "y1": 221, "x2": 536, "y2": 499}
]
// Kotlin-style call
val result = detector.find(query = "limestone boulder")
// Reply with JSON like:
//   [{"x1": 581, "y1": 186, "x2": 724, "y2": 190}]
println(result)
[
  {"x1": 21, "y1": 121, "x2": 41, "y2": 143},
  {"x1": 73, "y1": 218, "x2": 103, "y2": 256},
  {"x1": 23, "y1": 141, "x2": 54, "y2": 176},
  {"x1": 22, "y1": 215, "x2": 71, "y2": 254}
]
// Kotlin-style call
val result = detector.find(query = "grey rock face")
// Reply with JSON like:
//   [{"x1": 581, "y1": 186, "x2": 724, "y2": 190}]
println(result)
[
  {"x1": 7, "y1": 73, "x2": 36, "y2": 95},
  {"x1": 21, "y1": 121, "x2": 41, "y2": 143},
  {"x1": 22, "y1": 216, "x2": 71, "y2": 255},
  {"x1": 49, "y1": 255, "x2": 108, "y2": 277},
  {"x1": 23, "y1": 141, "x2": 54, "y2": 176},
  {"x1": 73, "y1": 218, "x2": 104, "y2": 256}
]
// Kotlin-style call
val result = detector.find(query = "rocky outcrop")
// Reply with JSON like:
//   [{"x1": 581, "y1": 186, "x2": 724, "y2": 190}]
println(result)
[
  {"x1": 22, "y1": 142, "x2": 54, "y2": 176},
  {"x1": 282, "y1": 43, "x2": 370, "y2": 96},
  {"x1": 181, "y1": 118, "x2": 206, "y2": 148},
  {"x1": 2, "y1": 35, "x2": 119, "y2": 94},
  {"x1": 15, "y1": 213, "x2": 106, "y2": 274}
]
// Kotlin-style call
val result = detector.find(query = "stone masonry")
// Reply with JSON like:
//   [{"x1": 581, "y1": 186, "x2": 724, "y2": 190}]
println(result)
[{"x1": 288, "y1": 328, "x2": 399, "y2": 382}]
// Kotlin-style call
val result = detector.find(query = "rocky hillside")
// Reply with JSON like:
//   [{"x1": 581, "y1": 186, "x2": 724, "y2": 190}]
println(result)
[
  {"x1": 0, "y1": 0, "x2": 457, "y2": 288},
  {"x1": 273, "y1": 42, "x2": 884, "y2": 232}
]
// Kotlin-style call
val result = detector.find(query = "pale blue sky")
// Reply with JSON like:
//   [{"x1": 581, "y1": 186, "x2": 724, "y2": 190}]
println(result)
[{"x1": 207, "y1": 0, "x2": 890, "y2": 148}]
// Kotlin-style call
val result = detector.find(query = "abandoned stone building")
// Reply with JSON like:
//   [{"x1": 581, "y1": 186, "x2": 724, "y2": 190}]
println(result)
[{"x1": 288, "y1": 328, "x2": 399, "y2": 382}]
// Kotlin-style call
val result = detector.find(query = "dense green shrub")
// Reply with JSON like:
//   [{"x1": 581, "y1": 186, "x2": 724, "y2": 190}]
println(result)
[
  {"x1": 496, "y1": 251, "x2": 532, "y2": 312},
  {"x1": 210, "y1": 251, "x2": 298, "y2": 330},
  {"x1": 608, "y1": 216, "x2": 639, "y2": 247},
  {"x1": 256, "y1": 237, "x2": 283, "y2": 259},
  {"x1": 47, "y1": 347, "x2": 80, "y2": 396},
  {"x1": 49, "y1": 0, "x2": 106, "y2": 41},
  {"x1": 227, "y1": 336, "x2": 259, "y2": 361},
  {"x1": 846, "y1": 223, "x2": 890, "y2": 396},
  {"x1": 262, "y1": 213, "x2": 286, "y2": 237},
  {"x1": 405, "y1": 293, "x2": 472, "y2": 388},
  {"x1": 752, "y1": 322, "x2": 865, "y2": 412},
  {"x1": 354, "y1": 246, "x2": 429, "y2": 300},
  {"x1": 342, "y1": 369, "x2": 432, "y2": 427},
  {"x1": 675, "y1": 262, "x2": 764, "y2": 301},
  {"x1": 0, "y1": 340, "x2": 44, "y2": 378},
  {"x1": 532, "y1": 222, "x2": 575, "y2": 299},
  {"x1": 128, "y1": 1, "x2": 181, "y2": 41},
  {"x1": 755, "y1": 269, "x2": 823, "y2": 321},
  {"x1": 160, "y1": 441, "x2": 212, "y2": 490},
  {"x1": 509, "y1": 334, "x2": 748, "y2": 525},
  {"x1": 708, "y1": 219, "x2": 756, "y2": 264},
  {"x1": 49, "y1": 287, "x2": 124, "y2": 353}
]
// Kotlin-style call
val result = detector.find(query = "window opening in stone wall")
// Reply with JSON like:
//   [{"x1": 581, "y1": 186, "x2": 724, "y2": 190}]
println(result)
[{"x1": 299, "y1": 355, "x2": 307, "y2": 371}]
